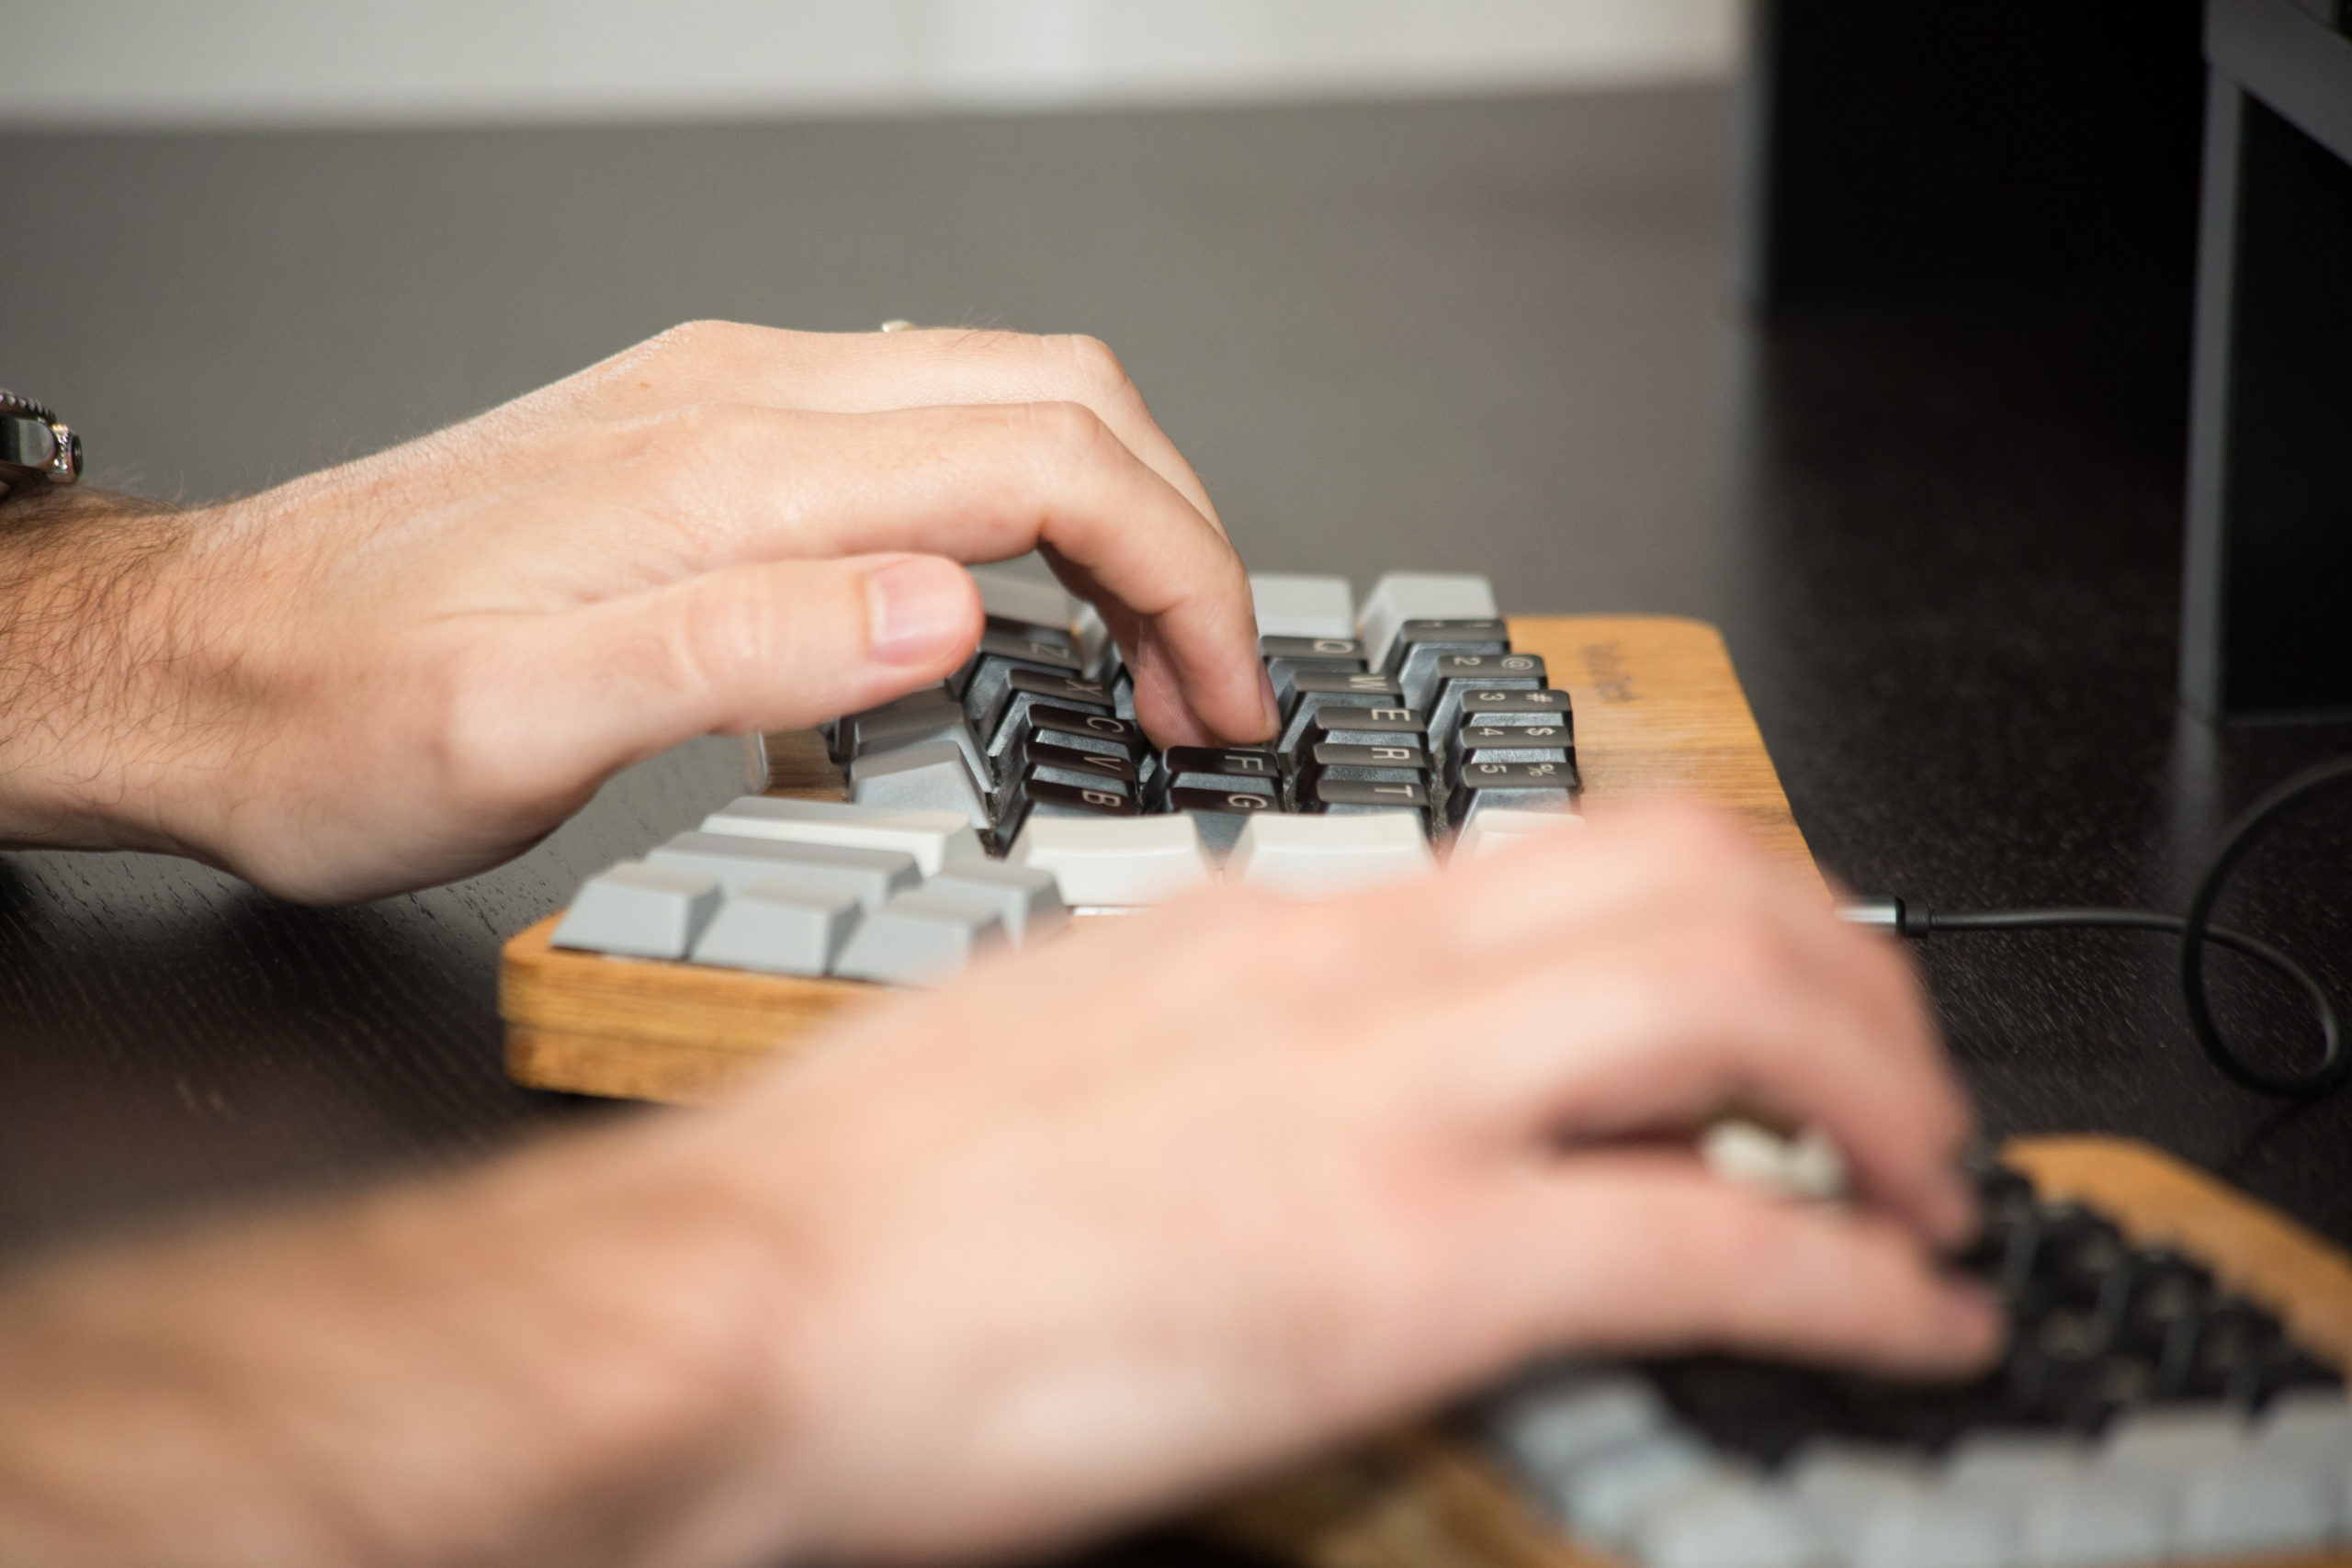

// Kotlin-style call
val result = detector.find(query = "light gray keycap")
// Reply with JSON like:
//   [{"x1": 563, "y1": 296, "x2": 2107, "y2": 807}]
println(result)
[
  {"x1": 848, "y1": 703, "x2": 991, "y2": 791},
  {"x1": 1849, "y1": 1489, "x2": 2018, "y2": 1568},
  {"x1": 831, "y1": 888, "x2": 1007, "y2": 985},
  {"x1": 1553, "y1": 1429, "x2": 1719, "y2": 1546},
  {"x1": 1452, "y1": 806, "x2": 1585, "y2": 863},
  {"x1": 2262, "y1": 1384, "x2": 2352, "y2": 1453},
  {"x1": 844, "y1": 683, "x2": 957, "y2": 747},
  {"x1": 688, "y1": 880, "x2": 863, "y2": 976},
  {"x1": 1787, "y1": 1440, "x2": 1929, "y2": 1555},
  {"x1": 2013, "y1": 1472, "x2": 2170, "y2": 1568},
  {"x1": 970, "y1": 562, "x2": 1077, "y2": 631},
  {"x1": 2098, "y1": 1403, "x2": 2247, "y2": 1469},
  {"x1": 1355, "y1": 570, "x2": 1499, "y2": 669},
  {"x1": 851, "y1": 739, "x2": 992, "y2": 829},
  {"x1": 1945, "y1": 1431, "x2": 2088, "y2": 1494},
  {"x1": 1006, "y1": 815, "x2": 1214, "y2": 907},
  {"x1": 1227, "y1": 810, "x2": 1435, "y2": 897},
  {"x1": 702, "y1": 795, "x2": 986, "y2": 876},
  {"x1": 647, "y1": 830, "x2": 919, "y2": 912},
  {"x1": 1633, "y1": 1475, "x2": 1823, "y2": 1568},
  {"x1": 551, "y1": 862, "x2": 722, "y2": 959},
  {"x1": 1489, "y1": 1370, "x2": 1670, "y2": 1483},
  {"x1": 2172, "y1": 1449, "x2": 2337, "y2": 1556},
  {"x1": 924, "y1": 862, "x2": 1069, "y2": 945},
  {"x1": 1250, "y1": 571, "x2": 1357, "y2": 639}
]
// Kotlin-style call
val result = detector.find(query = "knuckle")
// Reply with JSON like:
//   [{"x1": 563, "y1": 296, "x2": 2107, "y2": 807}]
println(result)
[
  {"x1": 1015, "y1": 398, "x2": 1114, "y2": 464},
  {"x1": 1049, "y1": 333, "x2": 1136, "y2": 400},
  {"x1": 646, "y1": 318, "x2": 754, "y2": 365}
]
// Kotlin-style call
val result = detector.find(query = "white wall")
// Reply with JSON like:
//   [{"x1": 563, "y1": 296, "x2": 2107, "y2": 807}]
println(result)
[{"x1": 2, "y1": 0, "x2": 1740, "y2": 128}]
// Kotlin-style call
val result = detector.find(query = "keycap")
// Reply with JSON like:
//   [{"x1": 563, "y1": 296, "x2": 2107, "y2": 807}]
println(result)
[
  {"x1": 1356, "y1": 570, "x2": 1499, "y2": 669},
  {"x1": 1944, "y1": 1430, "x2": 2088, "y2": 1493},
  {"x1": 846, "y1": 705, "x2": 991, "y2": 792},
  {"x1": 647, "y1": 830, "x2": 921, "y2": 912},
  {"x1": 1021, "y1": 739, "x2": 1139, "y2": 790},
  {"x1": 831, "y1": 887, "x2": 1007, "y2": 985},
  {"x1": 998, "y1": 773, "x2": 1137, "y2": 843},
  {"x1": 1489, "y1": 1369, "x2": 1673, "y2": 1483},
  {"x1": 552, "y1": 862, "x2": 723, "y2": 959},
  {"x1": 978, "y1": 667, "x2": 1114, "y2": 753},
  {"x1": 702, "y1": 795, "x2": 986, "y2": 877},
  {"x1": 1843, "y1": 1487, "x2": 2018, "y2": 1568},
  {"x1": 1249, "y1": 571, "x2": 1357, "y2": 638},
  {"x1": 969, "y1": 563, "x2": 1076, "y2": 631},
  {"x1": 2172, "y1": 1450, "x2": 2337, "y2": 1555},
  {"x1": 1457, "y1": 687, "x2": 1576, "y2": 728},
  {"x1": 924, "y1": 862, "x2": 1069, "y2": 945},
  {"x1": 1552, "y1": 1429, "x2": 1719, "y2": 1546},
  {"x1": 1261, "y1": 634, "x2": 1370, "y2": 711},
  {"x1": 1292, "y1": 705, "x2": 1428, "y2": 756},
  {"x1": 1450, "y1": 761, "x2": 1579, "y2": 827},
  {"x1": 1276, "y1": 671, "x2": 1408, "y2": 752},
  {"x1": 1385, "y1": 617, "x2": 1513, "y2": 696},
  {"x1": 1451, "y1": 724, "x2": 1576, "y2": 780},
  {"x1": 1453, "y1": 806, "x2": 1585, "y2": 861},
  {"x1": 1784, "y1": 1441, "x2": 1928, "y2": 1556},
  {"x1": 850, "y1": 739, "x2": 992, "y2": 829},
  {"x1": 1070, "y1": 600, "x2": 1116, "y2": 682},
  {"x1": 1305, "y1": 776, "x2": 1433, "y2": 833},
  {"x1": 1169, "y1": 785, "x2": 1281, "y2": 853},
  {"x1": 2013, "y1": 1472, "x2": 2171, "y2": 1568},
  {"x1": 1423, "y1": 650, "x2": 1547, "y2": 732},
  {"x1": 2260, "y1": 1384, "x2": 2352, "y2": 1451},
  {"x1": 1632, "y1": 1476, "x2": 1823, "y2": 1568},
  {"x1": 839, "y1": 682, "x2": 957, "y2": 759},
  {"x1": 957, "y1": 626, "x2": 1085, "y2": 725},
  {"x1": 1297, "y1": 740, "x2": 1430, "y2": 787},
  {"x1": 1157, "y1": 745, "x2": 1283, "y2": 795},
  {"x1": 1025, "y1": 704, "x2": 1151, "y2": 764},
  {"x1": 1007, "y1": 815, "x2": 1214, "y2": 907},
  {"x1": 687, "y1": 880, "x2": 863, "y2": 976},
  {"x1": 1227, "y1": 811, "x2": 1436, "y2": 897},
  {"x1": 982, "y1": 612, "x2": 1075, "y2": 652}
]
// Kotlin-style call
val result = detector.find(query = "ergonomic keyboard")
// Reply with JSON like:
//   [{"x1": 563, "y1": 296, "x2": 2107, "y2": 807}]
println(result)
[{"x1": 1206, "y1": 1136, "x2": 2352, "y2": 1568}]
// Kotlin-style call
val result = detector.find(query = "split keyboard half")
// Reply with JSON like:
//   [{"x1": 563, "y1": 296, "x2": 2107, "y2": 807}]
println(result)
[{"x1": 548, "y1": 568, "x2": 1586, "y2": 986}]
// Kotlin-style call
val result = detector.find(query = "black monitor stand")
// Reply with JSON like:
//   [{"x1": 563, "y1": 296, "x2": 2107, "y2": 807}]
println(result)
[{"x1": 2180, "y1": 0, "x2": 2352, "y2": 722}]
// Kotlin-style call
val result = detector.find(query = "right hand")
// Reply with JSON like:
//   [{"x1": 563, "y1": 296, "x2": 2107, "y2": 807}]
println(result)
[{"x1": 672, "y1": 805, "x2": 1997, "y2": 1562}]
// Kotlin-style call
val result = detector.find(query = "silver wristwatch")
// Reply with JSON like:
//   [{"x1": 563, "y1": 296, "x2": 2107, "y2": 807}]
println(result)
[{"x1": 0, "y1": 390, "x2": 82, "y2": 500}]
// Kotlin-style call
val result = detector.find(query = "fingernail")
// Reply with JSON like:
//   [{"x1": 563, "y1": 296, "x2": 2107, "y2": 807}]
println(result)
[{"x1": 866, "y1": 558, "x2": 976, "y2": 667}]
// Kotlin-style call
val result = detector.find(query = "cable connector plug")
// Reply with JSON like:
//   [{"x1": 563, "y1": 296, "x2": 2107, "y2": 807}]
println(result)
[{"x1": 1837, "y1": 896, "x2": 1936, "y2": 939}]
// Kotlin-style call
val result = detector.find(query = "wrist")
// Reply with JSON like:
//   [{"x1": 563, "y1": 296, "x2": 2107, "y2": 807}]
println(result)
[{"x1": 0, "y1": 490, "x2": 223, "y2": 856}]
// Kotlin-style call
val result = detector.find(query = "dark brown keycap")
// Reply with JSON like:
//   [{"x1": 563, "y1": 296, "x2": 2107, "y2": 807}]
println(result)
[
  {"x1": 1381, "y1": 617, "x2": 1510, "y2": 678},
  {"x1": 1423, "y1": 652, "x2": 1547, "y2": 731},
  {"x1": 981, "y1": 670, "x2": 1114, "y2": 761},
  {"x1": 1023, "y1": 740, "x2": 1137, "y2": 784},
  {"x1": 1306, "y1": 776, "x2": 1432, "y2": 830},
  {"x1": 1448, "y1": 761, "x2": 1578, "y2": 826},
  {"x1": 1301, "y1": 741, "x2": 1431, "y2": 787},
  {"x1": 1298, "y1": 706, "x2": 1429, "y2": 754},
  {"x1": 1026, "y1": 704, "x2": 1148, "y2": 761}
]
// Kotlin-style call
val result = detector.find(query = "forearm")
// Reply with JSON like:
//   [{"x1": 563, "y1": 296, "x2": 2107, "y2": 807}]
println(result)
[
  {"x1": 0, "y1": 487, "x2": 204, "y2": 852},
  {"x1": 0, "y1": 1120, "x2": 820, "y2": 1568}
]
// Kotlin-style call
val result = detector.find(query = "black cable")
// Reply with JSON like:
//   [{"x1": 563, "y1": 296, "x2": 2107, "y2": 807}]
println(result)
[{"x1": 1857, "y1": 757, "x2": 2352, "y2": 1100}]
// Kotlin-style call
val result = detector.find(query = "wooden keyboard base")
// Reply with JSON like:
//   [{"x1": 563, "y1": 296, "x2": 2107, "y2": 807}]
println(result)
[
  {"x1": 1200, "y1": 1135, "x2": 2352, "y2": 1568},
  {"x1": 503, "y1": 615, "x2": 1805, "y2": 1103}
]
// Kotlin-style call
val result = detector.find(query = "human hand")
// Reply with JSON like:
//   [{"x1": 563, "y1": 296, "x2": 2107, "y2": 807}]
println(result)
[
  {"x1": 670, "y1": 806, "x2": 1996, "y2": 1562},
  {"x1": 0, "y1": 324, "x2": 1270, "y2": 900}
]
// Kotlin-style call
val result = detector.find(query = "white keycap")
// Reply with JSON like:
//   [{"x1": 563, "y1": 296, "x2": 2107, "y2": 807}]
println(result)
[
  {"x1": 1947, "y1": 1432, "x2": 2087, "y2": 1494},
  {"x1": 2176, "y1": 1450, "x2": 2337, "y2": 1556},
  {"x1": 648, "y1": 831, "x2": 920, "y2": 912},
  {"x1": 1700, "y1": 1119, "x2": 1849, "y2": 1201},
  {"x1": 1553, "y1": 1429, "x2": 1719, "y2": 1546},
  {"x1": 1489, "y1": 1370, "x2": 1671, "y2": 1483},
  {"x1": 1452, "y1": 803, "x2": 1582, "y2": 862},
  {"x1": 831, "y1": 888, "x2": 1007, "y2": 985},
  {"x1": 925, "y1": 862, "x2": 1069, "y2": 944},
  {"x1": 552, "y1": 862, "x2": 722, "y2": 959},
  {"x1": 1226, "y1": 811, "x2": 1435, "y2": 897},
  {"x1": 1249, "y1": 571, "x2": 1357, "y2": 639},
  {"x1": 1786, "y1": 1440, "x2": 1928, "y2": 1555},
  {"x1": 2013, "y1": 1472, "x2": 2170, "y2": 1568},
  {"x1": 1633, "y1": 1475, "x2": 1823, "y2": 1568},
  {"x1": 2261, "y1": 1384, "x2": 2352, "y2": 1453},
  {"x1": 1355, "y1": 570, "x2": 1500, "y2": 669},
  {"x1": 688, "y1": 880, "x2": 863, "y2": 976},
  {"x1": 1849, "y1": 1488, "x2": 2018, "y2": 1568},
  {"x1": 1006, "y1": 815, "x2": 1214, "y2": 907},
  {"x1": 850, "y1": 739, "x2": 992, "y2": 829},
  {"x1": 702, "y1": 795, "x2": 986, "y2": 877},
  {"x1": 970, "y1": 562, "x2": 1076, "y2": 631},
  {"x1": 2098, "y1": 1404, "x2": 2246, "y2": 1470}
]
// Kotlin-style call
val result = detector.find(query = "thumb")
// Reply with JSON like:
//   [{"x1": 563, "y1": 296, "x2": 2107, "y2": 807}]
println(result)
[{"x1": 486, "y1": 552, "x2": 980, "y2": 794}]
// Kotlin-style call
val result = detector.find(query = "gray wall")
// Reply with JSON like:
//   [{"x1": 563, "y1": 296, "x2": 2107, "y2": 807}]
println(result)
[{"x1": 4, "y1": 0, "x2": 1736, "y2": 126}]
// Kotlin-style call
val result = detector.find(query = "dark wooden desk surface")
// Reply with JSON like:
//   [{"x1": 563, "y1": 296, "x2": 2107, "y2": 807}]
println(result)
[{"x1": 3, "y1": 85, "x2": 2350, "y2": 1543}]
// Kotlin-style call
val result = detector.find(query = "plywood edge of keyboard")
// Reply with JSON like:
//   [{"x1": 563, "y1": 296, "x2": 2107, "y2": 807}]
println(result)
[
  {"x1": 500, "y1": 915, "x2": 879, "y2": 1101},
  {"x1": 2006, "y1": 1134, "x2": 2352, "y2": 1371},
  {"x1": 1504, "y1": 615, "x2": 1814, "y2": 881}
]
